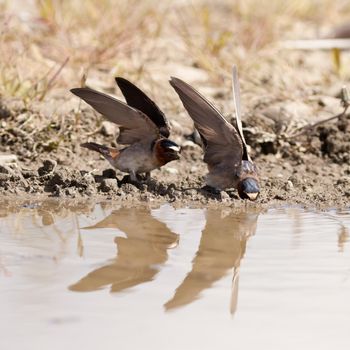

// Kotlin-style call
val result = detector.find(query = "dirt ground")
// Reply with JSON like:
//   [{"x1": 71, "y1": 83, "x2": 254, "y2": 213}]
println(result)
[
  {"x1": 1, "y1": 94, "x2": 349, "y2": 208},
  {"x1": 1, "y1": 1, "x2": 350, "y2": 208}
]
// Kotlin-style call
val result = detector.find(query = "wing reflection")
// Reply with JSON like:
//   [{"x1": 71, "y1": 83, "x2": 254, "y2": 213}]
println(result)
[
  {"x1": 164, "y1": 208, "x2": 260, "y2": 314},
  {"x1": 69, "y1": 207, "x2": 179, "y2": 293}
]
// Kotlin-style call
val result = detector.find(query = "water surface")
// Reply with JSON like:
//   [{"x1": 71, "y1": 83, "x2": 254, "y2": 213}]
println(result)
[{"x1": 1, "y1": 201, "x2": 350, "y2": 350}]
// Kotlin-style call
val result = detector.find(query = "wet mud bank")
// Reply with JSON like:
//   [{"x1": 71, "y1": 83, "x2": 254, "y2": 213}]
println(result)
[{"x1": 1, "y1": 102, "x2": 349, "y2": 208}]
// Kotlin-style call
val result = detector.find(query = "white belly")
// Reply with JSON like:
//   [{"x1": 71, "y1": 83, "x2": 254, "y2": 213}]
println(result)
[{"x1": 113, "y1": 143, "x2": 158, "y2": 174}]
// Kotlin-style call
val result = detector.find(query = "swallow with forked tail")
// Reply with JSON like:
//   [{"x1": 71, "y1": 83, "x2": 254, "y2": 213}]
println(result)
[
  {"x1": 71, "y1": 78, "x2": 180, "y2": 182},
  {"x1": 170, "y1": 66, "x2": 260, "y2": 200}
]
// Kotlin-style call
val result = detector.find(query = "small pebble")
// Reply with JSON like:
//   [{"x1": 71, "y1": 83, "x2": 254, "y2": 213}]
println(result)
[
  {"x1": 220, "y1": 191, "x2": 231, "y2": 201},
  {"x1": 285, "y1": 180, "x2": 294, "y2": 190},
  {"x1": 164, "y1": 167, "x2": 178, "y2": 175}
]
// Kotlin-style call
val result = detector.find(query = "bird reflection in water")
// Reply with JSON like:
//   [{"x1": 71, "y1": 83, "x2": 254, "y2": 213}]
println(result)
[
  {"x1": 164, "y1": 208, "x2": 260, "y2": 314},
  {"x1": 69, "y1": 205, "x2": 260, "y2": 315},
  {"x1": 69, "y1": 207, "x2": 179, "y2": 293}
]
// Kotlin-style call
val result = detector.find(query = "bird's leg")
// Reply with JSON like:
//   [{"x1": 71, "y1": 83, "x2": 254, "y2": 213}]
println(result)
[{"x1": 120, "y1": 172, "x2": 143, "y2": 188}]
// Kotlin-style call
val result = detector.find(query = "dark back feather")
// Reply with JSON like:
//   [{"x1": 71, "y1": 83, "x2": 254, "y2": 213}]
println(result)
[
  {"x1": 70, "y1": 87, "x2": 159, "y2": 145},
  {"x1": 115, "y1": 77, "x2": 170, "y2": 138},
  {"x1": 170, "y1": 77, "x2": 243, "y2": 169}
]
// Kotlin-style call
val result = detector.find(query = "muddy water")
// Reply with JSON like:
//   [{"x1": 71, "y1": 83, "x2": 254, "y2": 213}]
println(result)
[{"x1": 1, "y1": 202, "x2": 350, "y2": 350}]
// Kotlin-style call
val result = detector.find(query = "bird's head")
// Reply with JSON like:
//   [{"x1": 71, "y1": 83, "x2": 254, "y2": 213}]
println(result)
[
  {"x1": 236, "y1": 160, "x2": 260, "y2": 201},
  {"x1": 237, "y1": 177, "x2": 260, "y2": 201},
  {"x1": 154, "y1": 139, "x2": 180, "y2": 165}
]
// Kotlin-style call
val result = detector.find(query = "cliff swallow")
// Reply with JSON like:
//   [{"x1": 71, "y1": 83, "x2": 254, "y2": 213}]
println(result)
[
  {"x1": 170, "y1": 66, "x2": 260, "y2": 200},
  {"x1": 71, "y1": 78, "x2": 180, "y2": 182}
]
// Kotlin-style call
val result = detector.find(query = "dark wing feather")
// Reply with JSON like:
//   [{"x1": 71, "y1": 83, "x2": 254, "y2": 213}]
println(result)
[
  {"x1": 170, "y1": 77, "x2": 243, "y2": 168},
  {"x1": 71, "y1": 87, "x2": 159, "y2": 145},
  {"x1": 232, "y1": 65, "x2": 249, "y2": 160},
  {"x1": 115, "y1": 77, "x2": 170, "y2": 138}
]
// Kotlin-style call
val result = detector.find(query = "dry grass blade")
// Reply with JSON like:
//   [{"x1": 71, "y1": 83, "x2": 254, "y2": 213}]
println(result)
[
  {"x1": 38, "y1": 57, "x2": 70, "y2": 101},
  {"x1": 288, "y1": 107, "x2": 349, "y2": 139},
  {"x1": 289, "y1": 86, "x2": 350, "y2": 138}
]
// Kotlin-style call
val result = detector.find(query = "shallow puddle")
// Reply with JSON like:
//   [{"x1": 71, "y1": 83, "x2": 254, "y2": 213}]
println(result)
[{"x1": 1, "y1": 201, "x2": 350, "y2": 349}]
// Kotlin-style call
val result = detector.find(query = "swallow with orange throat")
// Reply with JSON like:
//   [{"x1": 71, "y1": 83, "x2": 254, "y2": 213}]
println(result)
[
  {"x1": 71, "y1": 78, "x2": 180, "y2": 182},
  {"x1": 170, "y1": 66, "x2": 260, "y2": 201}
]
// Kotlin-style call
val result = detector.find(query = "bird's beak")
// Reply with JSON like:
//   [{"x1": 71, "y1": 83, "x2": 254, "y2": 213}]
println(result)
[
  {"x1": 167, "y1": 145, "x2": 181, "y2": 159},
  {"x1": 168, "y1": 145, "x2": 181, "y2": 152},
  {"x1": 246, "y1": 192, "x2": 259, "y2": 201}
]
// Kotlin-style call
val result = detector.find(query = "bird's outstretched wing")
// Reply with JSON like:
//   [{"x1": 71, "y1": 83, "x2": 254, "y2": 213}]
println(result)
[
  {"x1": 170, "y1": 77, "x2": 243, "y2": 168},
  {"x1": 71, "y1": 87, "x2": 159, "y2": 144},
  {"x1": 232, "y1": 65, "x2": 249, "y2": 160},
  {"x1": 115, "y1": 77, "x2": 170, "y2": 138}
]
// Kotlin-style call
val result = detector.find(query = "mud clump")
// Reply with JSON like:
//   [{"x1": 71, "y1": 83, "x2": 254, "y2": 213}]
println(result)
[
  {"x1": 318, "y1": 117, "x2": 350, "y2": 164},
  {"x1": 99, "y1": 178, "x2": 119, "y2": 193},
  {"x1": 0, "y1": 104, "x2": 11, "y2": 120},
  {"x1": 38, "y1": 159, "x2": 57, "y2": 176}
]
